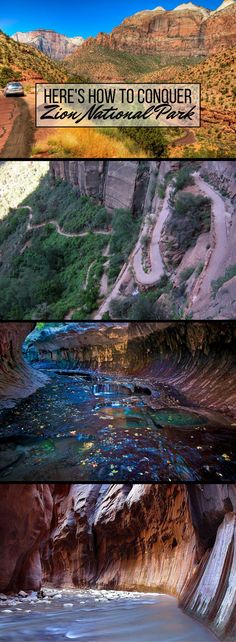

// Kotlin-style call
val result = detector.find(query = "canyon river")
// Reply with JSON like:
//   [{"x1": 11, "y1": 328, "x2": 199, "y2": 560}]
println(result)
[
  {"x1": 0, "y1": 368, "x2": 235, "y2": 481},
  {"x1": 0, "y1": 589, "x2": 218, "y2": 642}
]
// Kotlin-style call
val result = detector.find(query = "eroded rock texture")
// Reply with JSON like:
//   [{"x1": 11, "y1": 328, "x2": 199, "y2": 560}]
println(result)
[
  {"x1": 0, "y1": 322, "x2": 48, "y2": 409},
  {"x1": 0, "y1": 484, "x2": 53, "y2": 591},
  {"x1": 50, "y1": 159, "x2": 236, "y2": 213},
  {"x1": 28, "y1": 321, "x2": 236, "y2": 416},
  {"x1": 0, "y1": 483, "x2": 235, "y2": 639},
  {"x1": 76, "y1": 2, "x2": 236, "y2": 58},
  {"x1": 12, "y1": 30, "x2": 84, "y2": 60},
  {"x1": 50, "y1": 161, "x2": 175, "y2": 213}
]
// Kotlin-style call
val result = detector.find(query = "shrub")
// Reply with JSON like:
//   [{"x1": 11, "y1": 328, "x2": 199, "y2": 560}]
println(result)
[
  {"x1": 167, "y1": 193, "x2": 211, "y2": 253},
  {"x1": 119, "y1": 127, "x2": 166, "y2": 157}
]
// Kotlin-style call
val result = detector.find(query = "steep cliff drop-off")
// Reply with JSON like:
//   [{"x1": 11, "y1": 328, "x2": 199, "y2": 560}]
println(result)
[
  {"x1": 77, "y1": 1, "x2": 236, "y2": 57},
  {"x1": 0, "y1": 483, "x2": 235, "y2": 640},
  {"x1": 0, "y1": 160, "x2": 235, "y2": 320}
]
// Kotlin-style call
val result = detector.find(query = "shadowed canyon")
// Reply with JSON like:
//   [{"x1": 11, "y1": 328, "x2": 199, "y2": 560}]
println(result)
[
  {"x1": 0, "y1": 322, "x2": 235, "y2": 481},
  {"x1": 0, "y1": 160, "x2": 235, "y2": 320},
  {"x1": 0, "y1": 483, "x2": 235, "y2": 641}
]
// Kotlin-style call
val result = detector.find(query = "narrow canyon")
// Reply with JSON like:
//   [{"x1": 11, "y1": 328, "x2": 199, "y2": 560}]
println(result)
[
  {"x1": 0, "y1": 322, "x2": 235, "y2": 481},
  {"x1": 0, "y1": 483, "x2": 235, "y2": 641}
]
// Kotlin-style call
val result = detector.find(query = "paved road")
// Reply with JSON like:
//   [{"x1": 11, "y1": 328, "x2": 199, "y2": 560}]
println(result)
[
  {"x1": 133, "y1": 186, "x2": 170, "y2": 286},
  {"x1": 190, "y1": 173, "x2": 229, "y2": 313}
]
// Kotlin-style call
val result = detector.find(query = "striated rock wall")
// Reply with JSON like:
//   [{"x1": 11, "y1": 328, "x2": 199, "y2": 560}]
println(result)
[
  {"x1": 201, "y1": 160, "x2": 236, "y2": 203},
  {"x1": 12, "y1": 29, "x2": 84, "y2": 60},
  {"x1": 0, "y1": 483, "x2": 235, "y2": 639},
  {"x1": 49, "y1": 160, "x2": 236, "y2": 214},
  {"x1": 28, "y1": 321, "x2": 236, "y2": 415},
  {"x1": 77, "y1": 3, "x2": 236, "y2": 58},
  {"x1": 0, "y1": 322, "x2": 48, "y2": 409},
  {"x1": 0, "y1": 484, "x2": 53, "y2": 592},
  {"x1": 50, "y1": 160, "x2": 147, "y2": 213}
]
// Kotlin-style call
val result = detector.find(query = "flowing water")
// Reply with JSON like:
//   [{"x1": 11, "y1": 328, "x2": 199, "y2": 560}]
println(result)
[
  {"x1": 0, "y1": 589, "x2": 218, "y2": 642},
  {"x1": 0, "y1": 369, "x2": 235, "y2": 481}
]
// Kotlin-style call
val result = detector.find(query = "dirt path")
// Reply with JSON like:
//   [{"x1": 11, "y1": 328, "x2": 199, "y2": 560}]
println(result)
[
  {"x1": 0, "y1": 98, "x2": 34, "y2": 158},
  {"x1": 132, "y1": 186, "x2": 170, "y2": 286},
  {"x1": 25, "y1": 207, "x2": 109, "y2": 238},
  {"x1": 189, "y1": 173, "x2": 229, "y2": 314},
  {"x1": 171, "y1": 129, "x2": 196, "y2": 148}
]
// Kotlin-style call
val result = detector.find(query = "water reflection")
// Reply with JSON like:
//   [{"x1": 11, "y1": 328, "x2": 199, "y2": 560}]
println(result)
[{"x1": 0, "y1": 371, "x2": 235, "y2": 481}]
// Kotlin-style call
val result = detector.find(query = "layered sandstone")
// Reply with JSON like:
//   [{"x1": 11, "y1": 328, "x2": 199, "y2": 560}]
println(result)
[
  {"x1": 0, "y1": 322, "x2": 48, "y2": 409},
  {"x1": 1, "y1": 322, "x2": 236, "y2": 414},
  {"x1": 0, "y1": 483, "x2": 235, "y2": 639},
  {"x1": 12, "y1": 30, "x2": 84, "y2": 60},
  {"x1": 27, "y1": 321, "x2": 236, "y2": 415},
  {"x1": 70, "y1": 1, "x2": 236, "y2": 59}
]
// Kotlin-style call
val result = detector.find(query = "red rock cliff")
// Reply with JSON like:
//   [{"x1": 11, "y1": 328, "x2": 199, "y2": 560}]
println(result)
[
  {"x1": 0, "y1": 483, "x2": 235, "y2": 639},
  {"x1": 0, "y1": 322, "x2": 48, "y2": 409}
]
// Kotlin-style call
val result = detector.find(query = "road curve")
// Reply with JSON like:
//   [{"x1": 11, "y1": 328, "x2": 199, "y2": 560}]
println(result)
[
  {"x1": 0, "y1": 98, "x2": 34, "y2": 158},
  {"x1": 132, "y1": 186, "x2": 170, "y2": 286},
  {"x1": 190, "y1": 173, "x2": 229, "y2": 314}
]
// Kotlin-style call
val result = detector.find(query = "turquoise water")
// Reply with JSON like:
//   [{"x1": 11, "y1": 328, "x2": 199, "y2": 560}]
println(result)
[
  {"x1": 0, "y1": 590, "x2": 218, "y2": 642},
  {"x1": 0, "y1": 371, "x2": 235, "y2": 481}
]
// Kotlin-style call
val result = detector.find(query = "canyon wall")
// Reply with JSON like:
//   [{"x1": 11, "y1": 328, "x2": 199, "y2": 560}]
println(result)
[
  {"x1": 49, "y1": 161, "x2": 177, "y2": 214},
  {"x1": 75, "y1": 2, "x2": 236, "y2": 58},
  {"x1": 12, "y1": 30, "x2": 84, "y2": 60},
  {"x1": 50, "y1": 160, "x2": 236, "y2": 213},
  {"x1": 27, "y1": 321, "x2": 236, "y2": 415},
  {"x1": 0, "y1": 484, "x2": 53, "y2": 592},
  {"x1": 0, "y1": 483, "x2": 235, "y2": 640},
  {"x1": 1, "y1": 321, "x2": 236, "y2": 414},
  {"x1": 0, "y1": 322, "x2": 48, "y2": 409}
]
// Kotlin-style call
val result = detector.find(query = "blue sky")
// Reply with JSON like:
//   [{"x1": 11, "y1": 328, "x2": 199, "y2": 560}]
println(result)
[{"x1": 1, "y1": 0, "x2": 222, "y2": 39}]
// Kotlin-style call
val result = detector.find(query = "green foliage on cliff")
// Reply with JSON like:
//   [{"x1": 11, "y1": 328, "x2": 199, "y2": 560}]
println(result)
[
  {"x1": 108, "y1": 208, "x2": 142, "y2": 283},
  {"x1": 0, "y1": 30, "x2": 67, "y2": 85},
  {"x1": 0, "y1": 173, "x2": 109, "y2": 319},
  {"x1": 167, "y1": 192, "x2": 211, "y2": 252},
  {"x1": 28, "y1": 176, "x2": 111, "y2": 232}
]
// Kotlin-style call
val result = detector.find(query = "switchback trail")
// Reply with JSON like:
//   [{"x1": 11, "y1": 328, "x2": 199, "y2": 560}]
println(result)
[
  {"x1": 97, "y1": 186, "x2": 172, "y2": 318},
  {"x1": 15, "y1": 205, "x2": 110, "y2": 238},
  {"x1": 188, "y1": 173, "x2": 229, "y2": 315}
]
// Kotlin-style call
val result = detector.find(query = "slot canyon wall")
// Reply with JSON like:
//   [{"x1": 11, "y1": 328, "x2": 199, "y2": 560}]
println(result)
[
  {"x1": 27, "y1": 321, "x2": 236, "y2": 415},
  {"x1": 0, "y1": 323, "x2": 48, "y2": 409},
  {"x1": 49, "y1": 160, "x2": 236, "y2": 212},
  {"x1": 0, "y1": 484, "x2": 235, "y2": 640},
  {"x1": 1, "y1": 322, "x2": 236, "y2": 414}
]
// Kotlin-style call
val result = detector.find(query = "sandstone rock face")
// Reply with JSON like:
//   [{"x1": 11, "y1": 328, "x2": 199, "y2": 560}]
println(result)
[
  {"x1": 50, "y1": 160, "x2": 236, "y2": 214},
  {"x1": 76, "y1": 2, "x2": 236, "y2": 58},
  {"x1": 28, "y1": 321, "x2": 236, "y2": 415},
  {"x1": 0, "y1": 484, "x2": 53, "y2": 591},
  {"x1": 0, "y1": 483, "x2": 235, "y2": 639},
  {"x1": 1, "y1": 321, "x2": 236, "y2": 414},
  {"x1": 0, "y1": 322, "x2": 48, "y2": 409},
  {"x1": 12, "y1": 30, "x2": 84, "y2": 60},
  {"x1": 50, "y1": 161, "x2": 147, "y2": 213}
]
